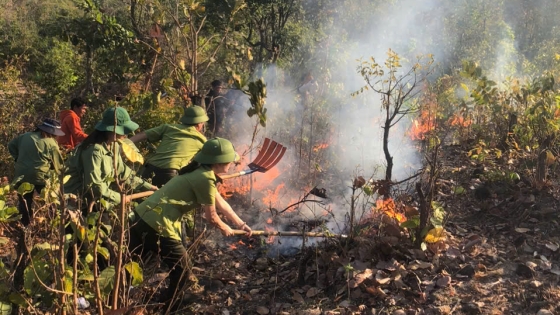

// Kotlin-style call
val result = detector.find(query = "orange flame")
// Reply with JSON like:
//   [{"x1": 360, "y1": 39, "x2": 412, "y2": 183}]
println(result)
[
  {"x1": 410, "y1": 110, "x2": 436, "y2": 140},
  {"x1": 312, "y1": 143, "x2": 329, "y2": 152},
  {"x1": 265, "y1": 225, "x2": 275, "y2": 243},
  {"x1": 448, "y1": 114, "x2": 472, "y2": 127},
  {"x1": 375, "y1": 198, "x2": 406, "y2": 223}
]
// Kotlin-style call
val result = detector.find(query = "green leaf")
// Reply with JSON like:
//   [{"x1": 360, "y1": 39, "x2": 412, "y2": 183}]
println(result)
[
  {"x1": 98, "y1": 266, "x2": 115, "y2": 296},
  {"x1": 8, "y1": 292, "x2": 27, "y2": 306},
  {"x1": 23, "y1": 258, "x2": 51, "y2": 295},
  {"x1": 400, "y1": 216, "x2": 420, "y2": 229},
  {"x1": 0, "y1": 300, "x2": 12, "y2": 315},
  {"x1": 362, "y1": 185, "x2": 373, "y2": 196},
  {"x1": 430, "y1": 201, "x2": 446, "y2": 228},
  {"x1": 124, "y1": 262, "x2": 143, "y2": 286},
  {"x1": 17, "y1": 182, "x2": 34, "y2": 196},
  {"x1": 97, "y1": 247, "x2": 110, "y2": 260},
  {"x1": 63, "y1": 271, "x2": 73, "y2": 293},
  {"x1": 453, "y1": 186, "x2": 466, "y2": 195}
]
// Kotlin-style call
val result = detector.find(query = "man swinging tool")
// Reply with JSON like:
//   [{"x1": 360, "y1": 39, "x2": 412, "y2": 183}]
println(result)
[{"x1": 130, "y1": 105, "x2": 208, "y2": 187}]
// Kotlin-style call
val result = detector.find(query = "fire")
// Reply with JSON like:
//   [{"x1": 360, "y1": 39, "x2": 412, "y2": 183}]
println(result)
[
  {"x1": 218, "y1": 164, "x2": 282, "y2": 197},
  {"x1": 448, "y1": 114, "x2": 472, "y2": 127},
  {"x1": 312, "y1": 143, "x2": 329, "y2": 152},
  {"x1": 375, "y1": 198, "x2": 406, "y2": 223},
  {"x1": 264, "y1": 225, "x2": 275, "y2": 243},
  {"x1": 409, "y1": 110, "x2": 436, "y2": 140},
  {"x1": 262, "y1": 183, "x2": 286, "y2": 207}
]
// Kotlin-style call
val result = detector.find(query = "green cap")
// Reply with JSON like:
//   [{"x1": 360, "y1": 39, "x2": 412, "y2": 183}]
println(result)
[
  {"x1": 193, "y1": 137, "x2": 239, "y2": 164},
  {"x1": 95, "y1": 107, "x2": 139, "y2": 135},
  {"x1": 180, "y1": 105, "x2": 209, "y2": 125}
]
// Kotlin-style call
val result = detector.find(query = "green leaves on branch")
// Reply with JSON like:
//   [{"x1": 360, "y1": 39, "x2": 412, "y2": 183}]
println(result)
[{"x1": 229, "y1": 68, "x2": 268, "y2": 127}]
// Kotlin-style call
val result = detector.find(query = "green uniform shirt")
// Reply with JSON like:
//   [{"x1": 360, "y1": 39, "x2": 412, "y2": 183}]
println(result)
[
  {"x1": 64, "y1": 142, "x2": 153, "y2": 205},
  {"x1": 144, "y1": 124, "x2": 206, "y2": 170},
  {"x1": 135, "y1": 166, "x2": 216, "y2": 240},
  {"x1": 8, "y1": 132, "x2": 63, "y2": 186}
]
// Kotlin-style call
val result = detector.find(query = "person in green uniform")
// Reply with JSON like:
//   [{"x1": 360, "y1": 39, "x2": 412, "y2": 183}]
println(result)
[
  {"x1": 129, "y1": 105, "x2": 208, "y2": 187},
  {"x1": 8, "y1": 118, "x2": 65, "y2": 226},
  {"x1": 130, "y1": 137, "x2": 252, "y2": 312},
  {"x1": 64, "y1": 107, "x2": 158, "y2": 211}
]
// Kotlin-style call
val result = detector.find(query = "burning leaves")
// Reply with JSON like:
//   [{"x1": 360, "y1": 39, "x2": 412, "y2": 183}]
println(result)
[{"x1": 375, "y1": 198, "x2": 406, "y2": 223}]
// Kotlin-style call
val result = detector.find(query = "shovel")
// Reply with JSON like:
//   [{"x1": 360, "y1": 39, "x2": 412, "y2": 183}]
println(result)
[
  {"x1": 126, "y1": 138, "x2": 286, "y2": 199},
  {"x1": 218, "y1": 138, "x2": 287, "y2": 181}
]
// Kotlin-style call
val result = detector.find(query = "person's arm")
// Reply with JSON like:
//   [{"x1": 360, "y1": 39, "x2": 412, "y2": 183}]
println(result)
[
  {"x1": 215, "y1": 192, "x2": 252, "y2": 236},
  {"x1": 203, "y1": 204, "x2": 233, "y2": 236},
  {"x1": 129, "y1": 132, "x2": 148, "y2": 143},
  {"x1": 68, "y1": 115, "x2": 88, "y2": 143}
]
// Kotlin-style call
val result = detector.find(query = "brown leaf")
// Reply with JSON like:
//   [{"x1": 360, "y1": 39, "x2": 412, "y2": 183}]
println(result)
[
  {"x1": 353, "y1": 176, "x2": 366, "y2": 188},
  {"x1": 306, "y1": 287, "x2": 320, "y2": 298},
  {"x1": 256, "y1": 306, "x2": 269, "y2": 314},
  {"x1": 404, "y1": 205, "x2": 419, "y2": 217},
  {"x1": 436, "y1": 276, "x2": 451, "y2": 287},
  {"x1": 408, "y1": 260, "x2": 432, "y2": 270},
  {"x1": 375, "y1": 270, "x2": 392, "y2": 285},
  {"x1": 292, "y1": 291, "x2": 304, "y2": 303},
  {"x1": 351, "y1": 268, "x2": 374, "y2": 288}
]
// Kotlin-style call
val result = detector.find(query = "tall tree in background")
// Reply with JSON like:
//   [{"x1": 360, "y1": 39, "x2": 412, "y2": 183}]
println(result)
[{"x1": 129, "y1": 0, "x2": 245, "y2": 98}]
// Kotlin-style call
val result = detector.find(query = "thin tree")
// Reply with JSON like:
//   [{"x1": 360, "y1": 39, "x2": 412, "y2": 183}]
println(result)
[{"x1": 353, "y1": 49, "x2": 434, "y2": 195}]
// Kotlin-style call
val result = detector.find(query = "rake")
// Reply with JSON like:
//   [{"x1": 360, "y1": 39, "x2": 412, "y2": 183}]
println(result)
[{"x1": 218, "y1": 137, "x2": 287, "y2": 180}]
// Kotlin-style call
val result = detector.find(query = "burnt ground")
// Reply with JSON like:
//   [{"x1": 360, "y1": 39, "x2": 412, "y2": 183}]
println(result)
[
  {"x1": 158, "y1": 143, "x2": 560, "y2": 315},
  {"x1": 2, "y1": 142, "x2": 560, "y2": 315}
]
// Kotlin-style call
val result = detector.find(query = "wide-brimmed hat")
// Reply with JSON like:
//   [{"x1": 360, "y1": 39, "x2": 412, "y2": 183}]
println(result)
[
  {"x1": 180, "y1": 105, "x2": 209, "y2": 125},
  {"x1": 94, "y1": 107, "x2": 139, "y2": 135},
  {"x1": 38, "y1": 118, "x2": 65, "y2": 137},
  {"x1": 193, "y1": 137, "x2": 239, "y2": 164}
]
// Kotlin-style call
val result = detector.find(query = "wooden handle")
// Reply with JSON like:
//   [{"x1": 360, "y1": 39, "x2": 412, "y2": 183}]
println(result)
[
  {"x1": 231, "y1": 229, "x2": 347, "y2": 238},
  {"x1": 127, "y1": 191, "x2": 155, "y2": 200},
  {"x1": 218, "y1": 169, "x2": 257, "y2": 180}
]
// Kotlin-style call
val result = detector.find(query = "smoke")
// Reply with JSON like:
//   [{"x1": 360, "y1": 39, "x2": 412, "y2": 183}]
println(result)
[{"x1": 220, "y1": 0, "x2": 545, "y2": 249}]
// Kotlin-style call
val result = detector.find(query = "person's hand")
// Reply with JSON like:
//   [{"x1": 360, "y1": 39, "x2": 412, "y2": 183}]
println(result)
[
  {"x1": 219, "y1": 224, "x2": 234, "y2": 237},
  {"x1": 150, "y1": 185, "x2": 159, "y2": 191},
  {"x1": 241, "y1": 224, "x2": 252, "y2": 237}
]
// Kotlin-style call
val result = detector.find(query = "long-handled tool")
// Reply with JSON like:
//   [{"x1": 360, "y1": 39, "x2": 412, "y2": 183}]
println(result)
[
  {"x1": 218, "y1": 138, "x2": 287, "y2": 180},
  {"x1": 126, "y1": 138, "x2": 285, "y2": 199},
  {"x1": 232, "y1": 229, "x2": 347, "y2": 238},
  {"x1": 128, "y1": 191, "x2": 155, "y2": 200}
]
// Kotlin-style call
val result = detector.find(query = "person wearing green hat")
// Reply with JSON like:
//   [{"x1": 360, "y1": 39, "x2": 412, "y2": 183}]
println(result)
[
  {"x1": 130, "y1": 137, "x2": 252, "y2": 312},
  {"x1": 130, "y1": 105, "x2": 208, "y2": 187},
  {"x1": 8, "y1": 118, "x2": 65, "y2": 226},
  {"x1": 64, "y1": 107, "x2": 158, "y2": 210}
]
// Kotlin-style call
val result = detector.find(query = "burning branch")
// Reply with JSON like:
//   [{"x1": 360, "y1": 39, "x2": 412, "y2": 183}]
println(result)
[{"x1": 276, "y1": 186, "x2": 326, "y2": 215}]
